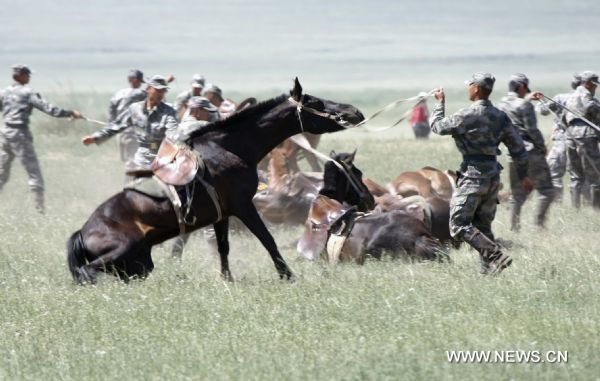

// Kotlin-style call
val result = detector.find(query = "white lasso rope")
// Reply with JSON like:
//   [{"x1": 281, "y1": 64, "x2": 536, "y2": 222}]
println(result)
[{"x1": 354, "y1": 89, "x2": 437, "y2": 132}]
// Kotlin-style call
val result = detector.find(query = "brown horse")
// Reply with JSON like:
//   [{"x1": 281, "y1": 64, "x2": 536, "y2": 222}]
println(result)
[
  {"x1": 389, "y1": 166, "x2": 456, "y2": 200},
  {"x1": 254, "y1": 149, "x2": 387, "y2": 226},
  {"x1": 67, "y1": 79, "x2": 364, "y2": 283},
  {"x1": 253, "y1": 148, "x2": 322, "y2": 225}
]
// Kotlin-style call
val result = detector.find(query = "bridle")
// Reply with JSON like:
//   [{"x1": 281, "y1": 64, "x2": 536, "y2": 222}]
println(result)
[{"x1": 287, "y1": 95, "x2": 354, "y2": 132}]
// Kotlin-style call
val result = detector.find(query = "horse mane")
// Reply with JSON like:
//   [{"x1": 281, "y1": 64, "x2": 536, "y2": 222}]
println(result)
[{"x1": 189, "y1": 94, "x2": 289, "y2": 138}]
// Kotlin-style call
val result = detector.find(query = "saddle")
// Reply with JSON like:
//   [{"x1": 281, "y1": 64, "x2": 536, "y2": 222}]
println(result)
[{"x1": 150, "y1": 138, "x2": 203, "y2": 186}]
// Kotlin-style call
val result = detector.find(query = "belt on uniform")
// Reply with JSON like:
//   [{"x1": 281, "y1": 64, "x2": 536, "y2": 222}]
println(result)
[
  {"x1": 139, "y1": 142, "x2": 160, "y2": 150},
  {"x1": 462, "y1": 154, "x2": 496, "y2": 162}
]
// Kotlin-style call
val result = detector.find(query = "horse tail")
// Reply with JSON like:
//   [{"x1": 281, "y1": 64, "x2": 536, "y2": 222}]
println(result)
[
  {"x1": 415, "y1": 235, "x2": 447, "y2": 262},
  {"x1": 67, "y1": 230, "x2": 88, "y2": 280}
]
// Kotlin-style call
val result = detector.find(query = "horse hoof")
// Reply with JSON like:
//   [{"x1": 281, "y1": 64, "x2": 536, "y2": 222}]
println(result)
[{"x1": 76, "y1": 267, "x2": 96, "y2": 285}]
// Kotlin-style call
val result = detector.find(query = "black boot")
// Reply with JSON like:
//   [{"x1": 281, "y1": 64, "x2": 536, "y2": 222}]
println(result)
[
  {"x1": 592, "y1": 187, "x2": 600, "y2": 210},
  {"x1": 535, "y1": 196, "x2": 553, "y2": 228},
  {"x1": 464, "y1": 231, "x2": 512, "y2": 275},
  {"x1": 510, "y1": 202, "x2": 522, "y2": 232},
  {"x1": 570, "y1": 188, "x2": 581, "y2": 209},
  {"x1": 32, "y1": 189, "x2": 45, "y2": 215}
]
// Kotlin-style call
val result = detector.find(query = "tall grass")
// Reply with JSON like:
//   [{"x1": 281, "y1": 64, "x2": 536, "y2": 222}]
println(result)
[{"x1": 0, "y1": 91, "x2": 598, "y2": 380}]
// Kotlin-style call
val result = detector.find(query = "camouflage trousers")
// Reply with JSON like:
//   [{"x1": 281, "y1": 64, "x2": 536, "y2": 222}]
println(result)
[
  {"x1": 546, "y1": 133, "x2": 567, "y2": 190},
  {"x1": 0, "y1": 127, "x2": 44, "y2": 191},
  {"x1": 509, "y1": 150, "x2": 554, "y2": 228},
  {"x1": 449, "y1": 174, "x2": 501, "y2": 241},
  {"x1": 566, "y1": 137, "x2": 600, "y2": 192}
]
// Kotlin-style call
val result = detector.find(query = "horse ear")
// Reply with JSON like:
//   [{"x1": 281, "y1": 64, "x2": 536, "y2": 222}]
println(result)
[
  {"x1": 290, "y1": 77, "x2": 303, "y2": 101},
  {"x1": 350, "y1": 148, "x2": 357, "y2": 162}
]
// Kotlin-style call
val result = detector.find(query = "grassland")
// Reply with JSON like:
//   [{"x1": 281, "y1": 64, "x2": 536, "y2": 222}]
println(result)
[{"x1": 0, "y1": 90, "x2": 598, "y2": 380}]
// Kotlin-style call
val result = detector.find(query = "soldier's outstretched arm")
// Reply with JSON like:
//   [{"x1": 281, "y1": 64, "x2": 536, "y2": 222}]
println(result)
[
  {"x1": 82, "y1": 110, "x2": 131, "y2": 145},
  {"x1": 429, "y1": 88, "x2": 466, "y2": 136},
  {"x1": 30, "y1": 92, "x2": 75, "y2": 118}
]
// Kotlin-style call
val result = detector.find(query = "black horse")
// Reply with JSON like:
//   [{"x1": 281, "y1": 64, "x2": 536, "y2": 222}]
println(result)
[
  {"x1": 318, "y1": 150, "x2": 375, "y2": 213},
  {"x1": 67, "y1": 78, "x2": 364, "y2": 283}
]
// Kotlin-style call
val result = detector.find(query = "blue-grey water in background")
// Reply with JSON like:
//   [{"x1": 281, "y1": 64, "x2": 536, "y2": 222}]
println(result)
[{"x1": 1, "y1": 0, "x2": 599, "y2": 93}]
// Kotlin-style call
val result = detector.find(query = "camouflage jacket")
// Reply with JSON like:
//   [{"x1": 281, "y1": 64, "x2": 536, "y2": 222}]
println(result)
[
  {"x1": 430, "y1": 99, "x2": 528, "y2": 179},
  {"x1": 0, "y1": 83, "x2": 73, "y2": 127},
  {"x1": 108, "y1": 87, "x2": 147, "y2": 124},
  {"x1": 498, "y1": 92, "x2": 546, "y2": 152},
  {"x1": 564, "y1": 86, "x2": 600, "y2": 139},
  {"x1": 91, "y1": 100, "x2": 178, "y2": 168}
]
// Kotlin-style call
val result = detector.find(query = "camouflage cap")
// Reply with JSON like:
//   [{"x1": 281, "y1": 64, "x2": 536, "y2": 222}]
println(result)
[
  {"x1": 188, "y1": 96, "x2": 217, "y2": 112},
  {"x1": 464, "y1": 72, "x2": 495, "y2": 90},
  {"x1": 127, "y1": 69, "x2": 145, "y2": 82},
  {"x1": 579, "y1": 70, "x2": 599, "y2": 85},
  {"x1": 146, "y1": 75, "x2": 169, "y2": 90},
  {"x1": 509, "y1": 73, "x2": 530, "y2": 92},
  {"x1": 191, "y1": 74, "x2": 205, "y2": 89},
  {"x1": 571, "y1": 72, "x2": 582, "y2": 90},
  {"x1": 12, "y1": 64, "x2": 33, "y2": 76},
  {"x1": 204, "y1": 84, "x2": 223, "y2": 100}
]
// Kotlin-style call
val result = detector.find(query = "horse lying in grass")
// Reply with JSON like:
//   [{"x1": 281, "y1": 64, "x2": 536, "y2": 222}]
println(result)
[
  {"x1": 67, "y1": 78, "x2": 364, "y2": 283},
  {"x1": 389, "y1": 167, "x2": 456, "y2": 201},
  {"x1": 296, "y1": 152, "x2": 445, "y2": 264},
  {"x1": 254, "y1": 148, "x2": 391, "y2": 226}
]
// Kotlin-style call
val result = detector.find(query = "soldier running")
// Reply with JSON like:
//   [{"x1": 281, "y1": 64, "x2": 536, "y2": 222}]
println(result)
[
  {"x1": 562, "y1": 70, "x2": 600, "y2": 209},
  {"x1": 0, "y1": 64, "x2": 83, "y2": 213},
  {"x1": 430, "y1": 72, "x2": 533, "y2": 275},
  {"x1": 498, "y1": 74, "x2": 554, "y2": 230}
]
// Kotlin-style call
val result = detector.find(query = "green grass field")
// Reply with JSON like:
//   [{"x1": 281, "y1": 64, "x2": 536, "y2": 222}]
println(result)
[{"x1": 1, "y1": 91, "x2": 599, "y2": 380}]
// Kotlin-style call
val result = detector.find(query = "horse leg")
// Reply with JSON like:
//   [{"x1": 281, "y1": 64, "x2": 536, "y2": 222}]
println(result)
[
  {"x1": 235, "y1": 205, "x2": 295, "y2": 281},
  {"x1": 213, "y1": 218, "x2": 233, "y2": 282},
  {"x1": 79, "y1": 239, "x2": 139, "y2": 283}
]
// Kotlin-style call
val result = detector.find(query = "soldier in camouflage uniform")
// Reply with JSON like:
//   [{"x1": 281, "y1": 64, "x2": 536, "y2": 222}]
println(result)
[
  {"x1": 173, "y1": 74, "x2": 205, "y2": 117},
  {"x1": 538, "y1": 74, "x2": 582, "y2": 202},
  {"x1": 563, "y1": 70, "x2": 600, "y2": 209},
  {"x1": 0, "y1": 65, "x2": 83, "y2": 213},
  {"x1": 109, "y1": 69, "x2": 147, "y2": 169},
  {"x1": 498, "y1": 74, "x2": 554, "y2": 230},
  {"x1": 430, "y1": 72, "x2": 532, "y2": 275},
  {"x1": 170, "y1": 96, "x2": 219, "y2": 258},
  {"x1": 82, "y1": 75, "x2": 178, "y2": 170}
]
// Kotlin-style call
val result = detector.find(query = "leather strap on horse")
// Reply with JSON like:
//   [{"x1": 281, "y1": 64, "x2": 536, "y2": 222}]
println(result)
[
  {"x1": 326, "y1": 210, "x2": 368, "y2": 265},
  {"x1": 152, "y1": 175, "x2": 187, "y2": 235}
]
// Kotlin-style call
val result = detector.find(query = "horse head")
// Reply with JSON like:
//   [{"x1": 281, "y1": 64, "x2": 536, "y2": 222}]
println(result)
[
  {"x1": 290, "y1": 78, "x2": 365, "y2": 133},
  {"x1": 319, "y1": 150, "x2": 375, "y2": 212}
]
